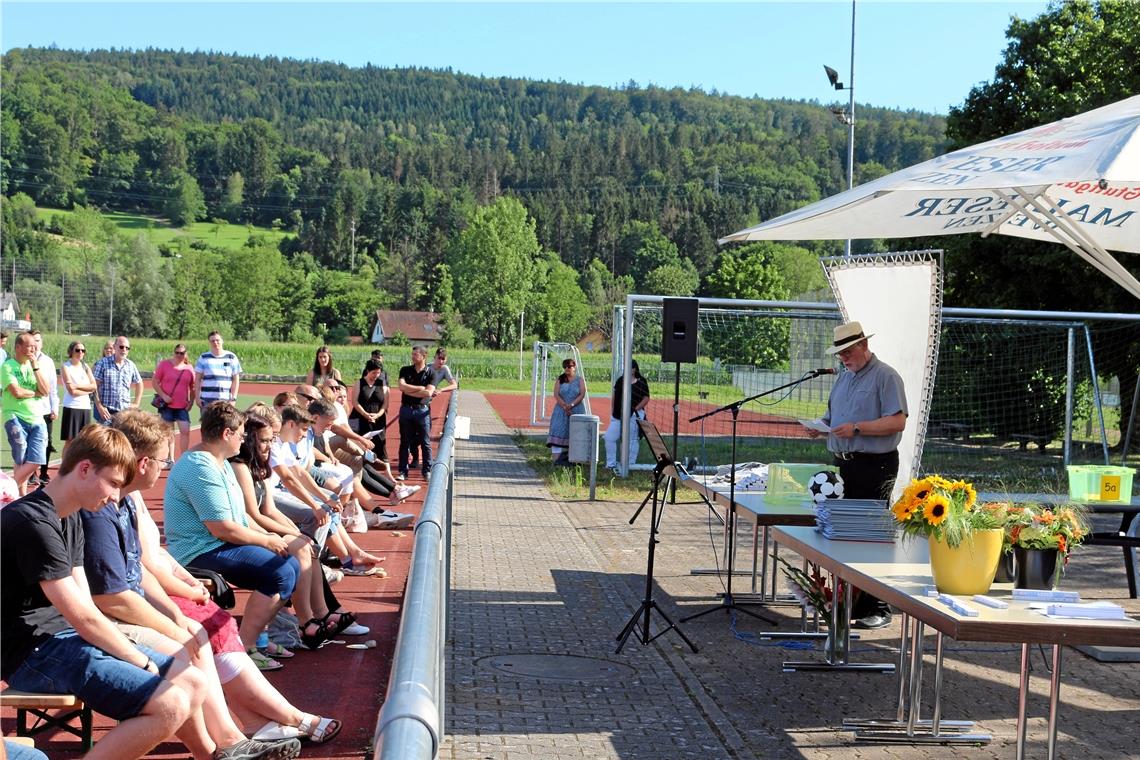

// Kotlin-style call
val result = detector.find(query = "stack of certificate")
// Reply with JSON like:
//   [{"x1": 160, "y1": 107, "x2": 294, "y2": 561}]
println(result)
[{"x1": 814, "y1": 499, "x2": 897, "y2": 542}]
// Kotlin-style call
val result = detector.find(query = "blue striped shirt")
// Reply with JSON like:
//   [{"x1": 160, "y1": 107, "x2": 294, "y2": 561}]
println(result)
[{"x1": 194, "y1": 351, "x2": 242, "y2": 403}]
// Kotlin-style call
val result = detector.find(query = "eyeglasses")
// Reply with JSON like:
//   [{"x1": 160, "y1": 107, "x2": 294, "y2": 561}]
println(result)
[
  {"x1": 174, "y1": 350, "x2": 186, "y2": 355},
  {"x1": 139, "y1": 455, "x2": 171, "y2": 471},
  {"x1": 74, "y1": 348, "x2": 87, "y2": 353},
  {"x1": 117, "y1": 345, "x2": 131, "y2": 350}
]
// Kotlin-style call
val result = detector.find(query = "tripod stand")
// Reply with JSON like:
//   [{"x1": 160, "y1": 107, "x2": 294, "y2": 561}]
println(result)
[
  {"x1": 615, "y1": 456, "x2": 698, "y2": 654},
  {"x1": 682, "y1": 371, "x2": 829, "y2": 625}
]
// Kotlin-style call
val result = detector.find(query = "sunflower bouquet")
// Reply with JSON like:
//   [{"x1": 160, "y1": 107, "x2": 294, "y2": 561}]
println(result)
[{"x1": 890, "y1": 476, "x2": 1003, "y2": 547}]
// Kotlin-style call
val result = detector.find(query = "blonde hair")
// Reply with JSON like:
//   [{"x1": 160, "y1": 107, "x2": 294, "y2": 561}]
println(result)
[{"x1": 111, "y1": 410, "x2": 173, "y2": 459}]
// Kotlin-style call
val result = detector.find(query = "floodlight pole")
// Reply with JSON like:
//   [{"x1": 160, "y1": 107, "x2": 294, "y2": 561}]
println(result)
[{"x1": 844, "y1": 0, "x2": 856, "y2": 257}]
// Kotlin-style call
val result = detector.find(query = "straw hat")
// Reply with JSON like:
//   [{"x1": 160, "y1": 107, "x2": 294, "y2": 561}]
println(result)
[{"x1": 826, "y1": 321, "x2": 874, "y2": 355}]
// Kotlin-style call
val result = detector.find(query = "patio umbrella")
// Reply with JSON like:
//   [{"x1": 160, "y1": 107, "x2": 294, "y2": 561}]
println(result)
[{"x1": 720, "y1": 95, "x2": 1140, "y2": 299}]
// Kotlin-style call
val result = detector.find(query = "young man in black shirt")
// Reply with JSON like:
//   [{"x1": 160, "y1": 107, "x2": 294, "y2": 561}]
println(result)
[
  {"x1": 396, "y1": 345, "x2": 436, "y2": 481},
  {"x1": 0, "y1": 425, "x2": 206, "y2": 760}
]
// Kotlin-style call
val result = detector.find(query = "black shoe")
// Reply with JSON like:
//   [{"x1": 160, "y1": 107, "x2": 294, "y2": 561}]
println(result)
[
  {"x1": 38, "y1": 473, "x2": 51, "y2": 485},
  {"x1": 27, "y1": 475, "x2": 40, "y2": 487},
  {"x1": 853, "y1": 611, "x2": 893, "y2": 630}
]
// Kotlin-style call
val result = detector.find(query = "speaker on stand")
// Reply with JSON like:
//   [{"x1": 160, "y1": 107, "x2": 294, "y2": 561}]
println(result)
[{"x1": 661, "y1": 298, "x2": 698, "y2": 502}]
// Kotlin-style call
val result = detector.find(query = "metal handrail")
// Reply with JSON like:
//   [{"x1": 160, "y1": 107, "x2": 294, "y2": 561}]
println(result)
[{"x1": 371, "y1": 392, "x2": 458, "y2": 760}]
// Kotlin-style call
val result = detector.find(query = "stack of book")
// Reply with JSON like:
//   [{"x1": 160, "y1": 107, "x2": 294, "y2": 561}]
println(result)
[{"x1": 814, "y1": 499, "x2": 897, "y2": 542}]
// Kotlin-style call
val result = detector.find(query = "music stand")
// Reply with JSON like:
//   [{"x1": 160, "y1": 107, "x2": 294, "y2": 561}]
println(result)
[{"x1": 615, "y1": 420, "x2": 700, "y2": 654}]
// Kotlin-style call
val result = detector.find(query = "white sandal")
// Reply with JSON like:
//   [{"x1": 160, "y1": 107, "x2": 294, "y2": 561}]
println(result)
[{"x1": 298, "y1": 714, "x2": 342, "y2": 744}]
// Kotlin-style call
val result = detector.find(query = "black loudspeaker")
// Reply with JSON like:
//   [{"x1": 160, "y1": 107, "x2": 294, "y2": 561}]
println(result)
[{"x1": 661, "y1": 298, "x2": 699, "y2": 363}]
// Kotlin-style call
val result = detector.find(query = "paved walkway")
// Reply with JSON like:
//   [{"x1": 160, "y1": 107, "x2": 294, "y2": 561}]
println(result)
[{"x1": 443, "y1": 392, "x2": 1140, "y2": 760}]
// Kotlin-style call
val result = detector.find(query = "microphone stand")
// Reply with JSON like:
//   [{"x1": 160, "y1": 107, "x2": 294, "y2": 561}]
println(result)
[{"x1": 682, "y1": 370, "x2": 830, "y2": 625}]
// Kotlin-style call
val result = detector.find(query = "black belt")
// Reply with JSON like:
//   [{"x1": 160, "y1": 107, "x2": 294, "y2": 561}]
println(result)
[{"x1": 833, "y1": 450, "x2": 897, "y2": 462}]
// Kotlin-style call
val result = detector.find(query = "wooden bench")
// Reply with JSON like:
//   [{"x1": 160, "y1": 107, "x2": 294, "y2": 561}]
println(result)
[
  {"x1": 940, "y1": 422, "x2": 971, "y2": 442},
  {"x1": 0, "y1": 689, "x2": 94, "y2": 750},
  {"x1": 1010, "y1": 433, "x2": 1050, "y2": 452}
]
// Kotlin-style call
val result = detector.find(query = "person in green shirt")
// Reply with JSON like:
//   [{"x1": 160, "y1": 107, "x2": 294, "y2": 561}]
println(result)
[{"x1": 2, "y1": 332, "x2": 50, "y2": 495}]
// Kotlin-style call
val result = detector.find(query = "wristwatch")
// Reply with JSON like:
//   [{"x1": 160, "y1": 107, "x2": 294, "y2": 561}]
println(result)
[{"x1": 853, "y1": 424, "x2": 862, "y2": 435}]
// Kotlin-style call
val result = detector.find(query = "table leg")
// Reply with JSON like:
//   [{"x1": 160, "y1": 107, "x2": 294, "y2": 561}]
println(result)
[
  {"x1": 1016, "y1": 643, "x2": 1030, "y2": 760},
  {"x1": 905, "y1": 618, "x2": 925, "y2": 736},
  {"x1": 1047, "y1": 645, "x2": 1062, "y2": 760},
  {"x1": 751, "y1": 522, "x2": 760, "y2": 593},
  {"x1": 852, "y1": 620, "x2": 987, "y2": 744}
]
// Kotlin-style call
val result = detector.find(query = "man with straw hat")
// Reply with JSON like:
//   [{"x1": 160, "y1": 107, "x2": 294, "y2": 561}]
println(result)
[{"x1": 816, "y1": 320, "x2": 907, "y2": 628}]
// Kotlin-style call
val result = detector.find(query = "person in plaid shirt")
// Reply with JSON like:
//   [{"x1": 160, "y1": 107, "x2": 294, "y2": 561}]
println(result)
[{"x1": 93, "y1": 336, "x2": 143, "y2": 423}]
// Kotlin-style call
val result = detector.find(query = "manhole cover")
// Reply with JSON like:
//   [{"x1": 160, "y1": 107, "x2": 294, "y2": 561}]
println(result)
[{"x1": 477, "y1": 653, "x2": 635, "y2": 681}]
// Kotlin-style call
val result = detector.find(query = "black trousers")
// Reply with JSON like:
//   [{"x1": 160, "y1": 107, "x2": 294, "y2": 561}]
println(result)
[{"x1": 834, "y1": 450, "x2": 899, "y2": 501}]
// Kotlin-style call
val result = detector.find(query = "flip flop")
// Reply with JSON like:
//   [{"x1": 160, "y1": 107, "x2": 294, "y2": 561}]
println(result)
[
  {"x1": 261, "y1": 641, "x2": 294, "y2": 659},
  {"x1": 246, "y1": 648, "x2": 284, "y2": 672}
]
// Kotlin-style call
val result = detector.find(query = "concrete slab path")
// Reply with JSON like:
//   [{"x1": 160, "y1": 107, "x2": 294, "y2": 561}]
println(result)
[{"x1": 443, "y1": 391, "x2": 1139, "y2": 760}]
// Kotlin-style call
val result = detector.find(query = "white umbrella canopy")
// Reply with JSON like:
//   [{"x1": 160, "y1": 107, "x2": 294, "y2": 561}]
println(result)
[{"x1": 720, "y1": 95, "x2": 1140, "y2": 298}]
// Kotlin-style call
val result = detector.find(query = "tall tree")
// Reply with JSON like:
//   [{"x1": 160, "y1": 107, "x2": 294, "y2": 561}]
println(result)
[
  {"x1": 448, "y1": 196, "x2": 539, "y2": 348},
  {"x1": 944, "y1": 0, "x2": 1140, "y2": 440}
]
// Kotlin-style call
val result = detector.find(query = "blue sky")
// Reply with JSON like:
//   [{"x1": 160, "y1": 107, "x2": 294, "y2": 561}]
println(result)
[{"x1": 2, "y1": 1, "x2": 1049, "y2": 115}]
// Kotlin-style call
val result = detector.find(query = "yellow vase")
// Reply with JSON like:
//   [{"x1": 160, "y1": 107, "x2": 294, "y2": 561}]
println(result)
[{"x1": 927, "y1": 529, "x2": 1003, "y2": 596}]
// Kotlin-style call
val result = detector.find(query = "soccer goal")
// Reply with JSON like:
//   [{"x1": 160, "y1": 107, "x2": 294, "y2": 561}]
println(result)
[{"x1": 612, "y1": 297, "x2": 1138, "y2": 492}]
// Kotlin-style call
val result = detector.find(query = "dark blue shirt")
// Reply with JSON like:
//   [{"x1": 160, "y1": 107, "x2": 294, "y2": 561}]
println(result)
[{"x1": 80, "y1": 496, "x2": 143, "y2": 597}]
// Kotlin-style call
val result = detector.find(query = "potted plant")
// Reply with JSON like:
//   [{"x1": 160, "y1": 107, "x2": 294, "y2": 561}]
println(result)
[
  {"x1": 1005, "y1": 504, "x2": 1089, "y2": 589},
  {"x1": 977, "y1": 501, "x2": 1018, "y2": 583},
  {"x1": 891, "y1": 476, "x2": 1005, "y2": 595}
]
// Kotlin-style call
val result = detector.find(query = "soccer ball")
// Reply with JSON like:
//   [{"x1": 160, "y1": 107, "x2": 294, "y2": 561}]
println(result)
[{"x1": 808, "y1": 471, "x2": 844, "y2": 502}]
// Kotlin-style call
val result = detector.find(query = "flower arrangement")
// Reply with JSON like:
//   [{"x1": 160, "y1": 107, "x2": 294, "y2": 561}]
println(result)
[
  {"x1": 773, "y1": 553, "x2": 838, "y2": 617},
  {"x1": 890, "y1": 475, "x2": 1003, "y2": 547},
  {"x1": 1004, "y1": 503, "x2": 1088, "y2": 564}
]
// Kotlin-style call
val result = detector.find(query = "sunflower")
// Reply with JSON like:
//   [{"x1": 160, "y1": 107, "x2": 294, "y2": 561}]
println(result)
[
  {"x1": 922, "y1": 493, "x2": 950, "y2": 525},
  {"x1": 891, "y1": 500, "x2": 917, "y2": 523},
  {"x1": 947, "y1": 480, "x2": 977, "y2": 511},
  {"x1": 902, "y1": 479, "x2": 934, "y2": 505}
]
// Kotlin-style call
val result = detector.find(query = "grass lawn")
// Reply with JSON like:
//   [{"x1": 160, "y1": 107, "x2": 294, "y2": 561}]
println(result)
[{"x1": 35, "y1": 206, "x2": 293, "y2": 251}]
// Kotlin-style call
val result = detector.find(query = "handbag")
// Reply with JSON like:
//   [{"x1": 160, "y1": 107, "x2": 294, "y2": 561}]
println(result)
[
  {"x1": 150, "y1": 395, "x2": 167, "y2": 410},
  {"x1": 185, "y1": 566, "x2": 236, "y2": 609}
]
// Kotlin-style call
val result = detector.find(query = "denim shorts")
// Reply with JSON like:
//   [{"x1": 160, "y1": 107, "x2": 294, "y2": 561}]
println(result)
[
  {"x1": 4, "y1": 417, "x2": 47, "y2": 466},
  {"x1": 159, "y1": 406, "x2": 191, "y2": 424},
  {"x1": 189, "y1": 542, "x2": 300, "y2": 599},
  {"x1": 7, "y1": 629, "x2": 173, "y2": 721}
]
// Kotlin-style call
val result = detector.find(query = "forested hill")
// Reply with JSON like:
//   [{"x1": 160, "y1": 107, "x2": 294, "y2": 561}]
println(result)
[{"x1": 2, "y1": 47, "x2": 945, "y2": 275}]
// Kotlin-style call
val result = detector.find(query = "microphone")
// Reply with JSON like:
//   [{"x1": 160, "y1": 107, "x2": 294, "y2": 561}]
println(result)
[{"x1": 810, "y1": 368, "x2": 836, "y2": 377}]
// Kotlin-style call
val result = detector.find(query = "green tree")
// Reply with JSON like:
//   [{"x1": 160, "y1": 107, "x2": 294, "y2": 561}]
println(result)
[
  {"x1": 448, "y1": 197, "x2": 539, "y2": 348},
  {"x1": 112, "y1": 235, "x2": 173, "y2": 338},
  {"x1": 536, "y1": 253, "x2": 591, "y2": 343},
  {"x1": 222, "y1": 171, "x2": 245, "y2": 221},
  {"x1": 165, "y1": 170, "x2": 206, "y2": 227},
  {"x1": 643, "y1": 261, "x2": 699, "y2": 296},
  {"x1": 703, "y1": 244, "x2": 791, "y2": 366},
  {"x1": 944, "y1": 0, "x2": 1140, "y2": 441}
]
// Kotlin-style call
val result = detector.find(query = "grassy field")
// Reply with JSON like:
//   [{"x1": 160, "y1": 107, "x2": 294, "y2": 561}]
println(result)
[{"x1": 35, "y1": 206, "x2": 293, "y2": 250}]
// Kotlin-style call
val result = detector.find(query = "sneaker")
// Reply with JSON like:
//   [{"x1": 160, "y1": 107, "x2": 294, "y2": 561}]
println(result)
[
  {"x1": 370, "y1": 509, "x2": 415, "y2": 530},
  {"x1": 853, "y1": 611, "x2": 893, "y2": 630},
  {"x1": 322, "y1": 565, "x2": 344, "y2": 585},
  {"x1": 395, "y1": 473, "x2": 406, "y2": 481},
  {"x1": 389, "y1": 485, "x2": 421, "y2": 504},
  {"x1": 38, "y1": 473, "x2": 51, "y2": 485},
  {"x1": 27, "y1": 475, "x2": 40, "y2": 487},
  {"x1": 409, "y1": 457, "x2": 420, "y2": 469},
  {"x1": 342, "y1": 622, "x2": 370, "y2": 635},
  {"x1": 213, "y1": 737, "x2": 301, "y2": 760}
]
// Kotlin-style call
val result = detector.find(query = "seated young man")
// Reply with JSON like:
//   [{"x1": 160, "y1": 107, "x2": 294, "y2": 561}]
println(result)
[
  {"x1": 81, "y1": 411, "x2": 302, "y2": 759},
  {"x1": 164, "y1": 402, "x2": 300, "y2": 654},
  {"x1": 1, "y1": 425, "x2": 205, "y2": 760}
]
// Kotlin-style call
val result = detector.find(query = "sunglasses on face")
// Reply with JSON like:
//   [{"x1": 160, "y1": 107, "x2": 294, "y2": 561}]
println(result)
[
  {"x1": 74, "y1": 348, "x2": 87, "y2": 354},
  {"x1": 174, "y1": 350, "x2": 186, "y2": 355}
]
